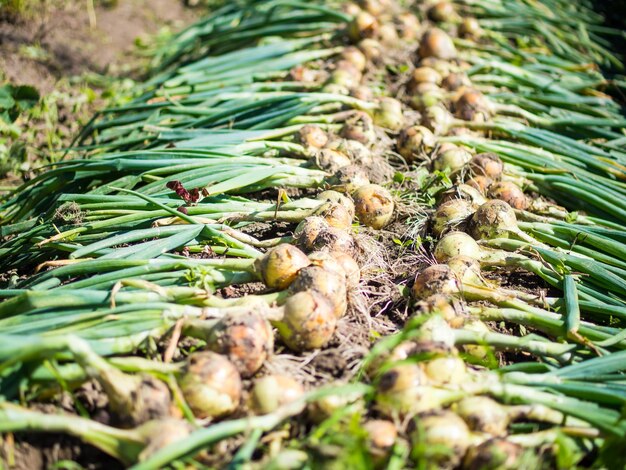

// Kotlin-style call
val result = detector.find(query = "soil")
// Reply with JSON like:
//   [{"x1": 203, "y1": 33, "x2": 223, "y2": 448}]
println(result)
[{"x1": 0, "y1": 1, "x2": 197, "y2": 94}]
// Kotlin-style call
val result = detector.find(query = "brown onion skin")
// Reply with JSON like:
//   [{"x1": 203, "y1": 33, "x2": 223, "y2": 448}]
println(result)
[
  {"x1": 418, "y1": 28, "x2": 457, "y2": 60},
  {"x1": 255, "y1": 244, "x2": 311, "y2": 290},
  {"x1": 294, "y1": 216, "x2": 330, "y2": 252},
  {"x1": 311, "y1": 226, "x2": 357, "y2": 256},
  {"x1": 469, "y1": 152, "x2": 504, "y2": 180},
  {"x1": 276, "y1": 290, "x2": 338, "y2": 351},
  {"x1": 487, "y1": 181, "x2": 529, "y2": 210},
  {"x1": 297, "y1": 125, "x2": 328, "y2": 149},
  {"x1": 364, "y1": 419, "x2": 398, "y2": 451},
  {"x1": 180, "y1": 352, "x2": 242, "y2": 420},
  {"x1": 289, "y1": 265, "x2": 348, "y2": 318},
  {"x1": 412, "y1": 264, "x2": 459, "y2": 300},
  {"x1": 250, "y1": 375, "x2": 304, "y2": 414},
  {"x1": 352, "y1": 184, "x2": 395, "y2": 229},
  {"x1": 205, "y1": 311, "x2": 274, "y2": 378},
  {"x1": 463, "y1": 438, "x2": 523, "y2": 470}
]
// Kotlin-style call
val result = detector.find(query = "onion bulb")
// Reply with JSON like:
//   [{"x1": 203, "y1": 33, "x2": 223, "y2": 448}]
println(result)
[
  {"x1": 447, "y1": 255, "x2": 483, "y2": 286},
  {"x1": 377, "y1": 23, "x2": 399, "y2": 45},
  {"x1": 454, "y1": 89, "x2": 492, "y2": 122},
  {"x1": 334, "y1": 252, "x2": 361, "y2": 289},
  {"x1": 349, "y1": 11, "x2": 379, "y2": 41},
  {"x1": 431, "y1": 199, "x2": 474, "y2": 237},
  {"x1": 250, "y1": 375, "x2": 304, "y2": 415},
  {"x1": 179, "y1": 352, "x2": 242, "y2": 419},
  {"x1": 358, "y1": 38, "x2": 383, "y2": 61},
  {"x1": 364, "y1": 419, "x2": 397, "y2": 454},
  {"x1": 462, "y1": 319, "x2": 491, "y2": 360},
  {"x1": 469, "y1": 153, "x2": 503, "y2": 180},
  {"x1": 469, "y1": 200, "x2": 518, "y2": 240},
  {"x1": 341, "y1": 46, "x2": 367, "y2": 72},
  {"x1": 395, "y1": 12, "x2": 420, "y2": 40},
  {"x1": 418, "y1": 28, "x2": 457, "y2": 60},
  {"x1": 308, "y1": 383, "x2": 363, "y2": 422},
  {"x1": 350, "y1": 85, "x2": 374, "y2": 102},
  {"x1": 412, "y1": 264, "x2": 459, "y2": 300},
  {"x1": 455, "y1": 396, "x2": 509, "y2": 436},
  {"x1": 372, "y1": 97, "x2": 405, "y2": 132},
  {"x1": 466, "y1": 175, "x2": 492, "y2": 194},
  {"x1": 327, "y1": 138, "x2": 372, "y2": 166},
  {"x1": 275, "y1": 290, "x2": 337, "y2": 350},
  {"x1": 375, "y1": 363, "x2": 427, "y2": 414},
  {"x1": 326, "y1": 164, "x2": 371, "y2": 194},
  {"x1": 307, "y1": 250, "x2": 348, "y2": 277},
  {"x1": 311, "y1": 226, "x2": 357, "y2": 256},
  {"x1": 137, "y1": 418, "x2": 193, "y2": 462},
  {"x1": 427, "y1": 2, "x2": 459, "y2": 22},
  {"x1": 317, "y1": 190, "x2": 356, "y2": 219},
  {"x1": 411, "y1": 412, "x2": 472, "y2": 467},
  {"x1": 204, "y1": 311, "x2": 274, "y2": 378},
  {"x1": 415, "y1": 294, "x2": 464, "y2": 327},
  {"x1": 340, "y1": 111, "x2": 376, "y2": 146},
  {"x1": 289, "y1": 265, "x2": 348, "y2": 318},
  {"x1": 432, "y1": 146, "x2": 472, "y2": 174},
  {"x1": 422, "y1": 355, "x2": 468, "y2": 386},
  {"x1": 255, "y1": 244, "x2": 311, "y2": 290},
  {"x1": 316, "y1": 202, "x2": 353, "y2": 229},
  {"x1": 441, "y1": 72, "x2": 471, "y2": 91},
  {"x1": 434, "y1": 231, "x2": 481, "y2": 262},
  {"x1": 297, "y1": 125, "x2": 328, "y2": 149},
  {"x1": 397, "y1": 125, "x2": 437, "y2": 163},
  {"x1": 463, "y1": 438, "x2": 523, "y2": 470},
  {"x1": 411, "y1": 67, "x2": 442, "y2": 86},
  {"x1": 422, "y1": 105, "x2": 454, "y2": 135},
  {"x1": 438, "y1": 184, "x2": 487, "y2": 207},
  {"x1": 459, "y1": 17, "x2": 483, "y2": 39},
  {"x1": 352, "y1": 183, "x2": 395, "y2": 229},
  {"x1": 294, "y1": 216, "x2": 329, "y2": 252},
  {"x1": 487, "y1": 181, "x2": 528, "y2": 210},
  {"x1": 315, "y1": 148, "x2": 351, "y2": 172},
  {"x1": 415, "y1": 315, "x2": 456, "y2": 347}
]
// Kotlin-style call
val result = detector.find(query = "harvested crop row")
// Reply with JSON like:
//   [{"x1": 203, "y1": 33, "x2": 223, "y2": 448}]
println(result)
[{"x1": 1, "y1": 0, "x2": 625, "y2": 468}]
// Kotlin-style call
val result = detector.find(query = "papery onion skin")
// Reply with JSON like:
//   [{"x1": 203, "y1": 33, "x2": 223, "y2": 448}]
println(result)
[
  {"x1": 488, "y1": 181, "x2": 529, "y2": 210},
  {"x1": 373, "y1": 97, "x2": 405, "y2": 132},
  {"x1": 297, "y1": 125, "x2": 328, "y2": 149},
  {"x1": 470, "y1": 199, "x2": 518, "y2": 240},
  {"x1": 431, "y1": 199, "x2": 474, "y2": 237},
  {"x1": 255, "y1": 244, "x2": 311, "y2": 290},
  {"x1": 364, "y1": 419, "x2": 398, "y2": 453},
  {"x1": 411, "y1": 412, "x2": 472, "y2": 468},
  {"x1": 349, "y1": 11, "x2": 379, "y2": 41},
  {"x1": 455, "y1": 396, "x2": 509, "y2": 436},
  {"x1": 412, "y1": 264, "x2": 460, "y2": 300},
  {"x1": 434, "y1": 231, "x2": 481, "y2": 263},
  {"x1": 294, "y1": 216, "x2": 330, "y2": 252},
  {"x1": 418, "y1": 28, "x2": 457, "y2": 60},
  {"x1": 352, "y1": 184, "x2": 395, "y2": 229},
  {"x1": 397, "y1": 125, "x2": 437, "y2": 162},
  {"x1": 275, "y1": 290, "x2": 338, "y2": 351},
  {"x1": 432, "y1": 146, "x2": 472, "y2": 174},
  {"x1": 180, "y1": 352, "x2": 242, "y2": 419},
  {"x1": 470, "y1": 152, "x2": 503, "y2": 180},
  {"x1": 317, "y1": 190, "x2": 356, "y2": 219},
  {"x1": 137, "y1": 418, "x2": 193, "y2": 462},
  {"x1": 463, "y1": 438, "x2": 524, "y2": 470},
  {"x1": 422, "y1": 356, "x2": 468, "y2": 386},
  {"x1": 250, "y1": 375, "x2": 304, "y2": 415},
  {"x1": 311, "y1": 226, "x2": 357, "y2": 256},
  {"x1": 326, "y1": 164, "x2": 371, "y2": 194},
  {"x1": 289, "y1": 265, "x2": 347, "y2": 318},
  {"x1": 316, "y1": 202, "x2": 354, "y2": 229}
]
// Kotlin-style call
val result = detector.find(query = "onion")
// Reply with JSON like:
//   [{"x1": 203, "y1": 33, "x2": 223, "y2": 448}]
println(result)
[
  {"x1": 297, "y1": 124, "x2": 328, "y2": 149},
  {"x1": 469, "y1": 200, "x2": 518, "y2": 240},
  {"x1": 432, "y1": 146, "x2": 472, "y2": 174},
  {"x1": 359, "y1": 0, "x2": 384, "y2": 16},
  {"x1": 420, "y1": 57, "x2": 455, "y2": 76},
  {"x1": 294, "y1": 216, "x2": 330, "y2": 252},
  {"x1": 447, "y1": 255, "x2": 483, "y2": 286},
  {"x1": 422, "y1": 105, "x2": 454, "y2": 135},
  {"x1": 427, "y1": 2, "x2": 458, "y2": 22},
  {"x1": 352, "y1": 184, "x2": 395, "y2": 229},
  {"x1": 441, "y1": 72, "x2": 471, "y2": 91},
  {"x1": 463, "y1": 438, "x2": 523, "y2": 470},
  {"x1": 308, "y1": 250, "x2": 360, "y2": 289},
  {"x1": 397, "y1": 125, "x2": 437, "y2": 163},
  {"x1": 455, "y1": 396, "x2": 509, "y2": 436},
  {"x1": 350, "y1": 85, "x2": 374, "y2": 102},
  {"x1": 349, "y1": 11, "x2": 379, "y2": 41},
  {"x1": 309, "y1": 384, "x2": 363, "y2": 422},
  {"x1": 431, "y1": 199, "x2": 474, "y2": 237},
  {"x1": 315, "y1": 148, "x2": 351, "y2": 172},
  {"x1": 255, "y1": 244, "x2": 311, "y2": 290},
  {"x1": 109, "y1": 375, "x2": 172, "y2": 428},
  {"x1": 364, "y1": 419, "x2": 397, "y2": 453},
  {"x1": 328, "y1": 69, "x2": 361, "y2": 90},
  {"x1": 415, "y1": 315, "x2": 456, "y2": 347},
  {"x1": 204, "y1": 311, "x2": 274, "y2": 378},
  {"x1": 434, "y1": 231, "x2": 481, "y2": 262},
  {"x1": 289, "y1": 265, "x2": 348, "y2": 318},
  {"x1": 377, "y1": 23, "x2": 399, "y2": 45},
  {"x1": 411, "y1": 67, "x2": 443, "y2": 86},
  {"x1": 275, "y1": 290, "x2": 337, "y2": 350},
  {"x1": 410, "y1": 83, "x2": 445, "y2": 110},
  {"x1": 326, "y1": 164, "x2": 371, "y2": 194},
  {"x1": 373, "y1": 97, "x2": 405, "y2": 132},
  {"x1": 459, "y1": 17, "x2": 483, "y2": 39},
  {"x1": 422, "y1": 355, "x2": 468, "y2": 385},
  {"x1": 340, "y1": 111, "x2": 376, "y2": 146},
  {"x1": 317, "y1": 190, "x2": 356, "y2": 219},
  {"x1": 438, "y1": 184, "x2": 487, "y2": 207},
  {"x1": 316, "y1": 202, "x2": 353, "y2": 229},
  {"x1": 453, "y1": 89, "x2": 492, "y2": 122},
  {"x1": 250, "y1": 375, "x2": 304, "y2": 415},
  {"x1": 179, "y1": 352, "x2": 242, "y2": 419},
  {"x1": 322, "y1": 83, "x2": 350, "y2": 95},
  {"x1": 411, "y1": 412, "x2": 472, "y2": 467},
  {"x1": 341, "y1": 46, "x2": 367, "y2": 72},
  {"x1": 375, "y1": 363, "x2": 427, "y2": 414},
  {"x1": 395, "y1": 12, "x2": 420, "y2": 40},
  {"x1": 327, "y1": 138, "x2": 372, "y2": 165},
  {"x1": 466, "y1": 175, "x2": 492, "y2": 194},
  {"x1": 137, "y1": 418, "x2": 193, "y2": 462},
  {"x1": 311, "y1": 226, "x2": 357, "y2": 255},
  {"x1": 412, "y1": 264, "x2": 459, "y2": 300},
  {"x1": 418, "y1": 28, "x2": 457, "y2": 60},
  {"x1": 487, "y1": 181, "x2": 529, "y2": 210},
  {"x1": 469, "y1": 153, "x2": 504, "y2": 180},
  {"x1": 461, "y1": 319, "x2": 491, "y2": 360},
  {"x1": 334, "y1": 252, "x2": 361, "y2": 289},
  {"x1": 358, "y1": 38, "x2": 383, "y2": 61},
  {"x1": 415, "y1": 294, "x2": 464, "y2": 327}
]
